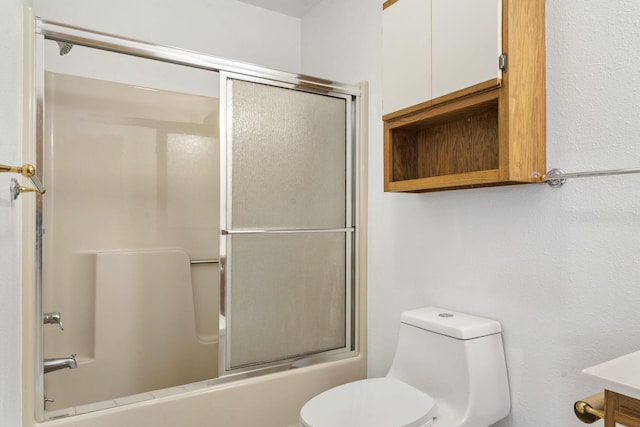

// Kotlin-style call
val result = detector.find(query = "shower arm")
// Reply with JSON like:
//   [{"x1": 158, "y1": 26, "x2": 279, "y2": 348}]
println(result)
[{"x1": 0, "y1": 163, "x2": 46, "y2": 197}]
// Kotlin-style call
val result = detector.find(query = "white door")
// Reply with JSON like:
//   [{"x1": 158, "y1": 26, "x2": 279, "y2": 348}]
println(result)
[
  {"x1": 431, "y1": 0, "x2": 502, "y2": 99},
  {"x1": 382, "y1": 0, "x2": 432, "y2": 115}
]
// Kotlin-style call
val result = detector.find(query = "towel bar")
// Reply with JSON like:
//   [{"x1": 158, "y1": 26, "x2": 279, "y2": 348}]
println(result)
[{"x1": 544, "y1": 166, "x2": 640, "y2": 188}]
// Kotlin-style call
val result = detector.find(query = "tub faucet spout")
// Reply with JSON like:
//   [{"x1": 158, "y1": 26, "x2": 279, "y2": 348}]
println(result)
[{"x1": 44, "y1": 354, "x2": 77, "y2": 374}]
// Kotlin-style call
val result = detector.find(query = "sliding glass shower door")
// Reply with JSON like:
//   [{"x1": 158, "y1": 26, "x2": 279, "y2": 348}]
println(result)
[
  {"x1": 33, "y1": 19, "x2": 362, "y2": 421},
  {"x1": 220, "y1": 74, "x2": 355, "y2": 374}
]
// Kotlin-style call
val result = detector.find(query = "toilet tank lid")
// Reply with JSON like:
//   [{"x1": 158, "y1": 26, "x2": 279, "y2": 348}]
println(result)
[{"x1": 400, "y1": 307, "x2": 502, "y2": 340}]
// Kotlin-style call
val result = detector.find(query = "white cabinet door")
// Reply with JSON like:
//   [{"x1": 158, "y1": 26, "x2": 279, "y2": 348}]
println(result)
[
  {"x1": 382, "y1": 0, "x2": 431, "y2": 115},
  {"x1": 431, "y1": 0, "x2": 502, "y2": 99}
]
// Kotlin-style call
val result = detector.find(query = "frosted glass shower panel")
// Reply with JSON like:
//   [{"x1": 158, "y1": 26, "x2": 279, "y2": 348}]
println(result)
[
  {"x1": 228, "y1": 79, "x2": 347, "y2": 229},
  {"x1": 222, "y1": 75, "x2": 355, "y2": 375},
  {"x1": 227, "y1": 232, "x2": 346, "y2": 369}
]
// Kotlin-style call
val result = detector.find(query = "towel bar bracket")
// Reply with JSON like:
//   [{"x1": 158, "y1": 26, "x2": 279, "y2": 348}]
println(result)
[
  {"x1": 574, "y1": 392, "x2": 606, "y2": 424},
  {"x1": 1, "y1": 163, "x2": 46, "y2": 198},
  {"x1": 544, "y1": 168, "x2": 567, "y2": 188},
  {"x1": 10, "y1": 178, "x2": 40, "y2": 200}
]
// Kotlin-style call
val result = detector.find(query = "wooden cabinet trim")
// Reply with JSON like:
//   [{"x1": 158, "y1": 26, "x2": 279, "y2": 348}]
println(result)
[
  {"x1": 386, "y1": 170, "x2": 501, "y2": 192},
  {"x1": 431, "y1": 78, "x2": 501, "y2": 108},
  {"x1": 383, "y1": 0, "x2": 401, "y2": 10},
  {"x1": 385, "y1": 87, "x2": 499, "y2": 129},
  {"x1": 503, "y1": 0, "x2": 546, "y2": 181},
  {"x1": 382, "y1": 78, "x2": 501, "y2": 122},
  {"x1": 614, "y1": 412, "x2": 640, "y2": 427},
  {"x1": 605, "y1": 390, "x2": 640, "y2": 427}
]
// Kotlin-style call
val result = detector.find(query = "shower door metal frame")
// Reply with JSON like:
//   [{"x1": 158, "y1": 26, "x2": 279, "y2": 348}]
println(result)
[
  {"x1": 32, "y1": 18, "x2": 362, "y2": 422},
  {"x1": 219, "y1": 71, "x2": 357, "y2": 376}
]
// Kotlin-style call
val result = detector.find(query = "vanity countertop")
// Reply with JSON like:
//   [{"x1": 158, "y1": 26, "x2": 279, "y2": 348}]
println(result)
[{"x1": 583, "y1": 350, "x2": 640, "y2": 400}]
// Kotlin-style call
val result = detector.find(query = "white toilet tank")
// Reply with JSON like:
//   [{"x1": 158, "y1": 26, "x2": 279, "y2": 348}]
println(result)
[{"x1": 386, "y1": 307, "x2": 510, "y2": 427}]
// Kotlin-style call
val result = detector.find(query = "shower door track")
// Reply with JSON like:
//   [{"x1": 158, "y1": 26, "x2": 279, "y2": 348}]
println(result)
[
  {"x1": 222, "y1": 228, "x2": 355, "y2": 234},
  {"x1": 35, "y1": 20, "x2": 361, "y2": 96},
  {"x1": 32, "y1": 18, "x2": 362, "y2": 422}
]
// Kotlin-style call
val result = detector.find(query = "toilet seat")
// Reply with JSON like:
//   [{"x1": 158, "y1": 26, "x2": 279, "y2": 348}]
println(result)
[{"x1": 299, "y1": 378, "x2": 437, "y2": 427}]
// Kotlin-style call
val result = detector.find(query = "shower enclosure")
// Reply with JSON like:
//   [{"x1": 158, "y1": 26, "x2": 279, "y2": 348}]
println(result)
[{"x1": 32, "y1": 20, "x2": 362, "y2": 421}]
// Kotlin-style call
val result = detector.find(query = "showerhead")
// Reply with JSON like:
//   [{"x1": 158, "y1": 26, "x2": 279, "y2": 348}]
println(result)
[{"x1": 56, "y1": 41, "x2": 73, "y2": 56}]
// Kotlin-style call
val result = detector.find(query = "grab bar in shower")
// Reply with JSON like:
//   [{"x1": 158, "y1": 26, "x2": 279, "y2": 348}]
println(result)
[
  {"x1": 0, "y1": 163, "x2": 46, "y2": 199},
  {"x1": 190, "y1": 259, "x2": 219, "y2": 265}
]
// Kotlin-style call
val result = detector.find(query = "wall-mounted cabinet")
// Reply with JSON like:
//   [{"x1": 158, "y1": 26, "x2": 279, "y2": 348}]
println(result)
[{"x1": 382, "y1": 0, "x2": 546, "y2": 192}]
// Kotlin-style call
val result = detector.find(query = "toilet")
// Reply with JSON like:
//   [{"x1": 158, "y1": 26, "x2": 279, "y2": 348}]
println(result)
[{"x1": 299, "y1": 307, "x2": 510, "y2": 427}]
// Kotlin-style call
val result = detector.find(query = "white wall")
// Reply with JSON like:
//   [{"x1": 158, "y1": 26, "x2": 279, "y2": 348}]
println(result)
[
  {"x1": 302, "y1": 0, "x2": 640, "y2": 426},
  {"x1": 0, "y1": 1, "x2": 24, "y2": 426}
]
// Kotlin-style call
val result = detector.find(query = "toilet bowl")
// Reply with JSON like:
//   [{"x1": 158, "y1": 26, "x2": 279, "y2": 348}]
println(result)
[
  {"x1": 300, "y1": 377, "x2": 436, "y2": 427},
  {"x1": 299, "y1": 307, "x2": 510, "y2": 427}
]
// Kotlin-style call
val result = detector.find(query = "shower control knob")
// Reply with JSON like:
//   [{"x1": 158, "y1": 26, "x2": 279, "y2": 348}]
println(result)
[{"x1": 43, "y1": 312, "x2": 64, "y2": 330}]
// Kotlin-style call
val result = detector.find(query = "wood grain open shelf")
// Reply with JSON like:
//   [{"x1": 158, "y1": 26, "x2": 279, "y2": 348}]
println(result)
[
  {"x1": 385, "y1": 87, "x2": 507, "y2": 192},
  {"x1": 386, "y1": 89, "x2": 498, "y2": 181}
]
